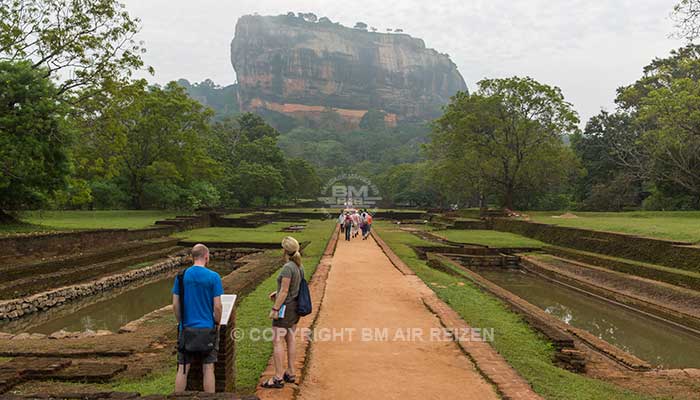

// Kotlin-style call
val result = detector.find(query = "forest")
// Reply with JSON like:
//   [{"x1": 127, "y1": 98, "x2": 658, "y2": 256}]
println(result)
[{"x1": 4, "y1": 0, "x2": 700, "y2": 216}]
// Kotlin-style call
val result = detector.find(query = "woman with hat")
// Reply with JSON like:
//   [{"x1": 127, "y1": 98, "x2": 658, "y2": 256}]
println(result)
[{"x1": 262, "y1": 236, "x2": 305, "y2": 389}]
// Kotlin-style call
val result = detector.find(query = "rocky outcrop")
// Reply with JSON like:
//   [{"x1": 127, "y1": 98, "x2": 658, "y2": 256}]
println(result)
[{"x1": 231, "y1": 14, "x2": 467, "y2": 126}]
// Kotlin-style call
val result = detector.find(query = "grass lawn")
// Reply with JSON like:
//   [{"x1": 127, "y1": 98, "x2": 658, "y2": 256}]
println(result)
[
  {"x1": 224, "y1": 212, "x2": 278, "y2": 218},
  {"x1": 0, "y1": 222, "x2": 57, "y2": 235},
  {"x1": 523, "y1": 211, "x2": 700, "y2": 243},
  {"x1": 72, "y1": 220, "x2": 336, "y2": 396},
  {"x1": 18, "y1": 210, "x2": 179, "y2": 231},
  {"x1": 173, "y1": 222, "x2": 302, "y2": 243},
  {"x1": 233, "y1": 219, "x2": 335, "y2": 393},
  {"x1": 374, "y1": 221, "x2": 652, "y2": 400},
  {"x1": 108, "y1": 369, "x2": 174, "y2": 395},
  {"x1": 224, "y1": 212, "x2": 255, "y2": 218},
  {"x1": 435, "y1": 229, "x2": 545, "y2": 248}
]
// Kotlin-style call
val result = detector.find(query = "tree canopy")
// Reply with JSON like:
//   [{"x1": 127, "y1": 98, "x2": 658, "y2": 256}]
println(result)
[
  {"x1": 429, "y1": 77, "x2": 580, "y2": 209},
  {"x1": 0, "y1": 0, "x2": 147, "y2": 100},
  {"x1": 0, "y1": 60, "x2": 71, "y2": 215}
]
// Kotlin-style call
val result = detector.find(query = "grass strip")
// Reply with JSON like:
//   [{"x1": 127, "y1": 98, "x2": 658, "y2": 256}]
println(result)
[
  {"x1": 18, "y1": 210, "x2": 179, "y2": 231},
  {"x1": 233, "y1": 219, "x2": 335, "y2": 393},
  {"x1": 434, "y1": 228, "x2": 545, "y2": 248},
  {"x1": 374, "y1": 221, "x2": 653, "y2": 400}
]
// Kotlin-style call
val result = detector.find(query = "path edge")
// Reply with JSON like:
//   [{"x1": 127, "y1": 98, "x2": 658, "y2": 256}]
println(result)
[
  {"x1": 256, "y1": 224, "x2": 340, "y2": 400},
  {"x1": 371, "y1": 229, "x2": 544, "y2": 400}
]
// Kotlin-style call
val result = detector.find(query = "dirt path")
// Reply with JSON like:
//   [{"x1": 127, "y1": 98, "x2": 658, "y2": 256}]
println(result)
[{"x1": 297, "y1": 234, "x2": 499, "y2": 400}]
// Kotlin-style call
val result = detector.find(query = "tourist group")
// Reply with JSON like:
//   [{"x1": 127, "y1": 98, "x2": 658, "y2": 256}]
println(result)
[{"x1": 338, "y1": 209, "x2": 374, "y2": 241}]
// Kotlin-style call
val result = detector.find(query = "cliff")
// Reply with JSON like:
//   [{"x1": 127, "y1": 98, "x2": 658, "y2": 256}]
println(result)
[{"x1": 230, "y1": 14, "x2": 467, "y2": 126}]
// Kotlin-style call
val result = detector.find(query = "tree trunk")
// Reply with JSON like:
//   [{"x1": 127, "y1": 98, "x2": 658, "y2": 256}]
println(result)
[{"x1": 503, "y1": 184, "x2": 514, "y2": 210}]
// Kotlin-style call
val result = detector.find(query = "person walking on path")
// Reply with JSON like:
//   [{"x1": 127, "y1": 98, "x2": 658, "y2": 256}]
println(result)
[
  {"x1": 362, "y1": 212, "x2": 373, "y2": 240},
  {"x1": 343, "y1": 213, "x2": 352, "y2": 241},
  {"x1": 173, "y1": 244, "x2": 223, "y2": 393},
  {"x1": 351, "y1": 210, "x2": 361, "y2": 239},
  {"x1": 359, "y1": 210, "x2": 368, "y2": 238},
  {"x1": 262, "y1": 236, "x2": 306, "y2": 389},
  {"x1": 337, "y1": 212, "x2": 345, "y2": 234}
]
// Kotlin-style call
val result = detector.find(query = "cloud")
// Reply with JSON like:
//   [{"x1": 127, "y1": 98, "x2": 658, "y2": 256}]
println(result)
[{"x1": 122, "y1": 0, "x2": 683, "y2": 124}]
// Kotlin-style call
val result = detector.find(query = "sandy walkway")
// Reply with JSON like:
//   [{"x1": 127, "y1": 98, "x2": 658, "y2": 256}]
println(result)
[{"x1": 297, "y1": 234, "x2": 498, "y2": 400}]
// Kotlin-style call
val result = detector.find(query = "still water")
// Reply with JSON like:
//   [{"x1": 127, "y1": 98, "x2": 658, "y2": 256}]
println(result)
[
  {"x1": 479, "y1": 268, "x2": 700, "y2": 369},
  {"x1": 0, "y1": 261, "x2": 237, "y2": 334}
]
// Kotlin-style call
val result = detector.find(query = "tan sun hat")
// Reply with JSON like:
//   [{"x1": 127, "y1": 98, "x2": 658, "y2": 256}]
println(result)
[{"x1": 281, "y1": 236, "x2": 300, "y2": 254}]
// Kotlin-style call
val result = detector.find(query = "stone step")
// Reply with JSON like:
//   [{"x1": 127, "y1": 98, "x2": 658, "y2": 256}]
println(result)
[
  {"x1": 0, "y1": 246, "x2": 183, "y2": 299},
  {"x1": 523, "y1": 254, "x2": 700, "y2": 331},
  {"x1": 544, "y1": 245, "x2": 700, "y2": 291},
  {"x1": 0, "y1": 357, "x2": 71, "y2": 394},
  {"x1": 1, "y1": 237, "x2": 180, "y2": 282},
  {"x1": 46, "y1": 362, "x2": 127, "y2": 382}
]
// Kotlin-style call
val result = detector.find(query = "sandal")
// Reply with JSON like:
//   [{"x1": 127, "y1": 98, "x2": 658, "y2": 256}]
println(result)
[
  {"x1": 261, "y1": 376, "x2": 284, "y2": 389},
  {"x1": 283, "y1": 372, "x2": 296, "y2": 383}
]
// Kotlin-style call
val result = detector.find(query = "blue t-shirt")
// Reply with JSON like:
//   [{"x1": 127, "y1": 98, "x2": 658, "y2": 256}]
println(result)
[{"x1": 172, "y1": 265, "x2": 224, "y2": 329}]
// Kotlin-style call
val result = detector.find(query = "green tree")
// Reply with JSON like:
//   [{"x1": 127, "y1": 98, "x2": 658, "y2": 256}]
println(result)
[
  {"x1": 612, "y1": 44, "x2": 700, "y2": 208},
  {"x1": 354, "y1": 22, "x2": 368, "y2": 30},
  {"x1": 0, "y1": 61, "x2": 71, "y2": 218},
  {"x1": 359, "y1": 109, "x2": 387, "y2": 131},
  {"x1": 285, "y1": 158, "x2": 321, "y2": 201},
  {"x1": 429, "y1": 77, "x2": 579, "y2": 209},
  {"x1": 636, "y1": 77, "x2": 700, "y2": 207},
  {"x1": 378, "y1": 163, "x2": 441, "y2": 207},
  {"x1": 211, "y1": 113, "x2": 312, "y2": 207},
  {"x1": 672, "y1": 0, "x2": 700, "y2": 40},
  {"x1": 570, "y1": 111, "x2": 646, "y2": 209},
  {"x1": 237, "y1": 136, "x2": 286, "y2": 170},
  {"x1": 0, "y1": 0, "x2": 146, "y2": 100},
  {"x1": 228, "y1": 161, "x2": 284, "y2": 206},
  {"x1": 73, "y1": 80, "x2": 216, "y2": 209},
  {"x1": 177, "y1": 79, "x2": 239, "y2": 119},
  {"x1": 238, "y1": 112, "x2": 279, "y2": 141}
]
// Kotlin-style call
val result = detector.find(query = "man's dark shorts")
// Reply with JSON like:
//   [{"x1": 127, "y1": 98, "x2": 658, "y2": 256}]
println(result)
[{"x1": 177, "y1": 335, "x2": 219, "y2": 365}]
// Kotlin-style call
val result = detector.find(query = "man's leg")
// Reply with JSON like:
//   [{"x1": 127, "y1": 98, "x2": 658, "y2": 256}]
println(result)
[
  {"x1": 174, "y1": 363, "x2": 190, "y2": 392},
  {"x1": 203, "y1": 363, "x2": 215, "y2": 393}
]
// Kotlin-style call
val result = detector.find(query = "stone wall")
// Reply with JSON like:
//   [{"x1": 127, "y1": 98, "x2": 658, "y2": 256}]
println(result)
[
  {"x1": 544, "y1": 246, "x2": 700, "y2": 291},
  {"x1": 0, "y1": 249, "x2": 249, "y2": 321},
  {"x1": 0, "y1": 252, "x2": 186, "y2": 321},
  {"x1": 451, "y1": 220, "x2": 491, "y2": 230},
  {"x1": 411, "y1": 245, "x2": 499, "y2": 260},
  {"x1": 0, "y1": 248, "x2": 245, "y2": 321},
  {"x1": 0, "y1": 227, "x2": 174, "y2": 262},
  {"x1": 153, "y1": 214, "x2": 210, "y2": 231},
  {"x1": 492, "y1": 219, "x2": 700, "y2": 274},
  {"x1": 209, "y1": 213, "x2": 271, "y2": 228},
  {"x1": 448, "y1": 254, "x2": 520, "y2": 268}
]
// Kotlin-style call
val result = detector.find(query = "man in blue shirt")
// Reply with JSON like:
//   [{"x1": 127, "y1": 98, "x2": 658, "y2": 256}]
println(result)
[{"x1": 173, "y1": 243, "x2": 223, "y2": 393}]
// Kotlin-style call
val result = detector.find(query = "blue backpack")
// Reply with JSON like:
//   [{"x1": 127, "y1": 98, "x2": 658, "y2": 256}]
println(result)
[{"x1": 297, "y1": 276, "x2": 312, "y2": 316}]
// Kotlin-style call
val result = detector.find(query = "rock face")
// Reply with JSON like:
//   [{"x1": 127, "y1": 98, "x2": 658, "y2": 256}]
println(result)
[{"x1": 231, "y1": 14, "x2": 467, "y2": 126}]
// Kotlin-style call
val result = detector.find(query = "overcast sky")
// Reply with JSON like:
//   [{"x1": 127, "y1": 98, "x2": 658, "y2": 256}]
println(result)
[{"x1": 122, "y1": 0, "x2": 684, "y2": 124}]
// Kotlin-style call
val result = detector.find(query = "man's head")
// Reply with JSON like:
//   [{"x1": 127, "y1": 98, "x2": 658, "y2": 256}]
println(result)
[{"x1": 192, "y1": 243, "x2": 210, "y2": 266}]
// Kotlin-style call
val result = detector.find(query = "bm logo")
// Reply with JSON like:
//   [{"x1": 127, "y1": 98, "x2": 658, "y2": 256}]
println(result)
[{"x1": 319, "y1": 174, "x2": 381, "y2": 208}]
